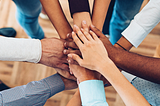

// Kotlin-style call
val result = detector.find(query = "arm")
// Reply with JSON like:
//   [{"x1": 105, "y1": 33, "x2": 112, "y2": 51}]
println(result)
[
  {"x1": 91, "y1": 25, "x2": 160, "y2": 84},
  {"x1": 40, "y1": 0, "x2": 72, "y2": 39},
  {"x1": 92, "y1": 0, "x2": 111, "y2": 31},
  {"x1": 66, "y1": 64, "x2": 108, "y2": 106},
  {"x1": 0, "y1": 36, "x2": 77, "y2": 80},
  {"x1": 116, "y1": 0, "x2": 160, "y2": 50},
  {"x1": 68, "y1": 24, "x2": 150, "y2": 106},
  {"x1": 66, "y1": 89, "x2": 82, "y2": 106},
  {"x1": 0, "y1": 74, "x2": 77, "y2": 105}
]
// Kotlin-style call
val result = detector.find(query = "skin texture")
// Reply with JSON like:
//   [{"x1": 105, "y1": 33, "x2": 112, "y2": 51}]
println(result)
[
  {"x1": 67, "y1": 23, "x2": 150, "y2": 106},
  {"x1": 90, "y1": 25, "x2": 160, "y2": 84},
  {"x1": 65, "y1": 21, "x2": 160, "y2": 84},
  {"x1": 92, "y1": 0, "x2": 111, "y2": 31},
  {"x1": 40, "y1": 0, "x2": 72, "y2": 39},
  {"x1": 39, "y1": 38, "x2": 76, "y2": 81}
]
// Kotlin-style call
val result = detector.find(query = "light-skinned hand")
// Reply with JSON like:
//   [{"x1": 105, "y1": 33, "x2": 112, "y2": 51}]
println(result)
[{"x1": 68, "y1": 24, "x2": 111, "y2": 71}]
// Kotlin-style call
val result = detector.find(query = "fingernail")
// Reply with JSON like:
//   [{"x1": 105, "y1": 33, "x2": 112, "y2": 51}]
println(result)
[
  {"x1": 64, "y1": 42, "x2": 67, "y2": 47},
  {"x1": 70, "y1": 70, "x2": 73, "y2": 75},
  {"x1": 67, "y1": 33, "x2": 70, "y2": 37},
  {"x1": 72, "y1": 31, "x2": 75, "y2": 35},
  {"x1": 91, "y1": 24, "x2": 95, "y2": 27},
  {"x1": 82, "y1": 20, "x2": 86, "y2": 24},
  {"x1": 68, "y1": 54, "x2": 72, "y2": 58},
  {"x1": 63, "y1": 49, "x2": 67, "y2": 54},
  {"x1": 74, "y1": 25, "x2": 78, "y2": 29}
]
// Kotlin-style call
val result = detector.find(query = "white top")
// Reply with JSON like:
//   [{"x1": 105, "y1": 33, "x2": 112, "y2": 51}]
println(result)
[
  {"x1": 122, "y1": 0, "x2": 160, "y2": 48},
  {"x1": 0, "y1": 36, "x2": 41, "y2": 63}
]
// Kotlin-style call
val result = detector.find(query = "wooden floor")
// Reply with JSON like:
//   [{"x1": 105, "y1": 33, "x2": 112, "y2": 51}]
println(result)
[{"x1": 0, "y1": 0, "x2": 160, "y2": 106}]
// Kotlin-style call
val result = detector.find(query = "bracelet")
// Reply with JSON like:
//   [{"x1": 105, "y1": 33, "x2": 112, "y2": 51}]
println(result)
[{"x1": 115, "y1": 42, "x2": 127, "y2": 51}]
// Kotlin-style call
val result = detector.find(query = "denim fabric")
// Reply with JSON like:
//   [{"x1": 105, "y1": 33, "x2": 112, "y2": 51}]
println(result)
[
  {"x1": 108, "y1": 0, "x2": 144, "y2": 45},
  {"x1": 13, "y1": 0, "x2": 44, "y2": 39}
]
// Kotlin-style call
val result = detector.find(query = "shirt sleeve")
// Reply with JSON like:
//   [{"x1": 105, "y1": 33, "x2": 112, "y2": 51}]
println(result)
[
  {"x1": 0, "y1": 74, "x2": 65, "y2": 106},
  {"x1": 0, "y1": 36, "x2": 41, "y2": 63},
  {"x1": 122, "y1": 0, "x2": 160, "y2": 48},
  {"x1": 68, "y1": 0, "x2": 90, "y2": 18},
  {"x1": 79, "y1": 80, "x2": 108, "y2": 106}
]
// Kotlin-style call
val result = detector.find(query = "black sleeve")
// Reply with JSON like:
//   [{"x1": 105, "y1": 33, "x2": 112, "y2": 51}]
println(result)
[{"x1": 68, "y1": 0, "x2": 90, "y2": 18}]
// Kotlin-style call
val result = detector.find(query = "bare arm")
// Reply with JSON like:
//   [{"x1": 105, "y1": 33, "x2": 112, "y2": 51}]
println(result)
[
  {"x1": 66, "y1": 89, "x2": 81, "y2": 106},
  {"x1": 91, "y1": 25, "x2": 160, "y2": 84},
  {"x1": 40, "y1": 0, "x2": 72, "y2": 39},
  {"x1": 68, "y1": 24, "x2": 150, "y2": 106},
  {"x1": 92, "y1": 0, "x2": 111, "y2": 31}
]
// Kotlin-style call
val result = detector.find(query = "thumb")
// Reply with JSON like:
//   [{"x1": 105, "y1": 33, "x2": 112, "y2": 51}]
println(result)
[
  {"x1": 90, "y1": 24, "x2": 106, "y2": 38},
  {"x1": 68, "y1": 54, "x2": 83, "y2": 65}
]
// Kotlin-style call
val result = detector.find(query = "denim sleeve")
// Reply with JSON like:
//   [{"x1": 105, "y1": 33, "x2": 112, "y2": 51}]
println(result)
[
  {"x1": 0, "y1": 74, "x2": 64, "y2": 106},
  {"x1": 68, "y1": 0, "x2": 90, "y2": 17},
  {"x1": 79, "y1": 80, "x2": 108, "y2": 106}
]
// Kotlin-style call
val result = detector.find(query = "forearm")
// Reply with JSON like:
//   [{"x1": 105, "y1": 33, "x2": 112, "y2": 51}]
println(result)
[
  {"x1": 66, "y1": 89, "x2": 81, "y2": 106},
  {"x1": 73, "y1": 12, "x2": 92, "y2": 28},
  {"x1": 0, "y1": 74, "x2": 65, "y2": 105},
  {"x1": 99, "y1": 63, "x2": 150, "y2": 106},
  {"x1": 92, "y1": 0, "x2": 111, "y2": 31},
  {"x1": 118, "y1": 0, "x2": 160, "y2": 49},
  {"x1": 110, "y1": 46, "x2": 160, "y2": 84},
  {"x1": 40, "y1": 0, "x2": 72, "y2": 39}
]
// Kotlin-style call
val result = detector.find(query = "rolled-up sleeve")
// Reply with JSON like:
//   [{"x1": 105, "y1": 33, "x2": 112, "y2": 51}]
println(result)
[{"x1": 122, "y1": 0, "x2": 160, "y2": 48}]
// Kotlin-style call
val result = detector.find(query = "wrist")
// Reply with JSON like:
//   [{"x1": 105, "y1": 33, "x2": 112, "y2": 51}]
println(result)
[{"x1": 97, "y1": 58, "x2": 114, "y2": 74}]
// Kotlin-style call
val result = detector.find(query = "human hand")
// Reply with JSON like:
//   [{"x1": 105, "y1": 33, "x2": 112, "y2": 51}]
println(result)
[
  {"x1": 39, "y1": 37, "x2": 77, "y2": 80},
  {"x1": 39, "y1": 37, "x2": 68, "y2": 69},
  {"x1": 68, "y1": 63, "x2": 101, "y2": 83},
  {"x1": 58, "y1": 73, "x2": 77, "y2": 90},
  {"x1": 68, "y1": 24, "x2": 110, "y2": 71},
  {"x1": 63, "y1": 21, "x2": 89, "y2": 55}
]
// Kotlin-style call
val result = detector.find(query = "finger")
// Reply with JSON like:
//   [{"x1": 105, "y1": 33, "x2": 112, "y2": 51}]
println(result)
[
  {"x1": 64, "y1": 49, "x2": 81, "y2": 56},
  {"x1": 64, "y1": 41, "x2": 78, "y2": 49},
  {"x1": 81, "y1": 20, "x2": 89, "y2": 32},
  {"x1": 56, "y1": 68, "x2": 76, "y2": 81},
  {"x1": 89, "y1": 30, "x2": 99, "y2": 40},
  {"x1": 64, "y1": 33, "x2": 73, "y2": 41},
  {"x1": 74, "y1": 25, "x2": 88, "y2": 43},
  {"x1": 90, "y1": 24, "x2": 106, "y2": 38},
  {"x1": 81, "y1": 28, "x2": 93, "y2": 41},
  {"x1": 57, "y1": 63, "x2": 69, "y2": 71},
  {"x1": 68, "y1": 54, "x2": 83, "y2": 65},
  {"x1": 72, "y1": 31, "x2": 83, "y2": 48}
]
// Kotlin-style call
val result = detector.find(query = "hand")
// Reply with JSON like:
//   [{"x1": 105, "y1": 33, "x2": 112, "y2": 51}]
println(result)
[
  {"x1": 68, "y1": 24, "x2": 110, "y2": 71},
  {"x1": 39, "y1": 37, "x2": 68, "y2": 70},
  {"x1": 63, "y1": 21, "x2": 89, "y2": 55},
  {"x1": 68, "y1": 63, "x2": 101, "y2": 83},
  {"x1": 58, "y1": 73, "x2": 78, "y2": 90}
]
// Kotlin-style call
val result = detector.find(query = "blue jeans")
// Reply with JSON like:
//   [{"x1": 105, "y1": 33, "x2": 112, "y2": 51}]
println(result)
[
  {"x1": 13, "y1": 0, "x2": 44, "y2": 39},
  {"x1": 107, "y1": 0, "x2": 144, "y2": 45}
]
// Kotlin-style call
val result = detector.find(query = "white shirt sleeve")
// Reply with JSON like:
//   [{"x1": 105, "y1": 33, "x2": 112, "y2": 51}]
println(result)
[
  {"x1": 0, "y1": 36, "x2": 41, "y2": 63},
  {"x1": 122, "y1": 0, "x2": 160, "y2": 48}
]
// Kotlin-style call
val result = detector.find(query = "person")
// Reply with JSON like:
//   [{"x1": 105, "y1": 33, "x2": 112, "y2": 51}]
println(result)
[
  {"x1": 65, "y1": 0, "x2": 160, "y2": 105},
  {"x1": 68, "y1": 0, "x2": 144, "y2": 45},
  {"x1": 66, "y1": 24, "x2": 150, "y2": 106},
  {"x1": 0, "y1": 73, "x2": 77, "y2": 105}
]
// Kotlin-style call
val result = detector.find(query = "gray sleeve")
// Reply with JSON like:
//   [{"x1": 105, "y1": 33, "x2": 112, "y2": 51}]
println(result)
[{"x1": 0, "y1": 74, "x2": 64, "y2": 106}]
